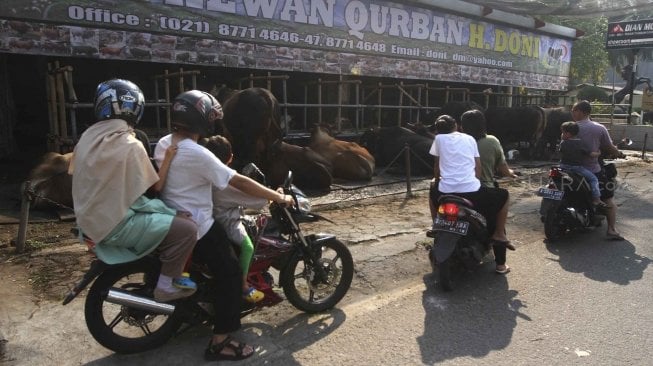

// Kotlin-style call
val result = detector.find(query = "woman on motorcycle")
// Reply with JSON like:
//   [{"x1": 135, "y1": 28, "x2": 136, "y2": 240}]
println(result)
[
  {"x1": 69, "y1": 79, "x2": 199, "y2": 303},
  {"x1": 153, "y1": 90, "x2": 293, "y2": 361},
  {"x1": 429, "y1": 115, "x2": 515, "y2": 274},
  {"x1": 460, "y1": 109, "x2": 518, "y2": 188}
]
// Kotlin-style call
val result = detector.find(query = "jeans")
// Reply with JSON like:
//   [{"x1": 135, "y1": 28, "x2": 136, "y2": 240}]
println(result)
[{"x1": 560, "y1": 163, "x2": 600, "y2": 199}]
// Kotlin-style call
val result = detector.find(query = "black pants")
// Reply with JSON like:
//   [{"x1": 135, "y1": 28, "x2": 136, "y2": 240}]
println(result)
[
  {"x1": 430, "y1": 185, "x2": 508, "y2": 265},
  {"x1": 193, "y1": 222, "x2": 242, "y2": 334}
]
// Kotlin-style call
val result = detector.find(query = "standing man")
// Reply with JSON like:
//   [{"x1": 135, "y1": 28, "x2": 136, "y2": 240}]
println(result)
[{"x1": 571, "y1": 100, "x2": 624, "y2": 240}]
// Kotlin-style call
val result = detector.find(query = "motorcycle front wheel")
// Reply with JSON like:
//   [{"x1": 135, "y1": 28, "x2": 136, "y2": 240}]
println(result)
[
  {"x1": 84, "y1": 259, "x2": 183, "y2": 354},
  {"x1": 281, "y1": 239, "x2": 354, "y2": 313}
]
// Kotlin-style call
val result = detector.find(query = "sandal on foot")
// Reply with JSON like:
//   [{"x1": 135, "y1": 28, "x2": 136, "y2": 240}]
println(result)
[
  {"x1": 204, "y1": 336, "x2": 254, "y2": 361},
  {"x1": 606, "y1": 232, "x2": 625, "y2": 241},
  {"x1": 495, "y1": 265, "x2": 511, "y2": 274},
  {"x1": 490, "y1": 239, "x2": 516, "y2": 251},
  {"x1": 594, "y1": 201, "x2": 610, "y2": 209},
  {"x1": 243, "y1": 287, "x2": 265, "y2": 303},
  {"x1": 172, "y1": 276, "x2": 197, "y2": 290}
]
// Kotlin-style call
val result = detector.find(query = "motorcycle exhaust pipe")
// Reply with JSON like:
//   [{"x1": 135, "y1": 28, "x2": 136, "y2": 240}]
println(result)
[{"x1": 106, "y1": 289, "x2": 176, "y2": 315}]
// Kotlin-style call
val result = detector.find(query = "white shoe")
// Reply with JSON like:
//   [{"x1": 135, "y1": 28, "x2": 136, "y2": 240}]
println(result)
[{"x1": 154, "y1": 287, "x2": 196, "y2": 302}]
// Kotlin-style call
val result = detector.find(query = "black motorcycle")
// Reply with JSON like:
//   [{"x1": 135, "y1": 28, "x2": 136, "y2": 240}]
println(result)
[
  {"x1": 427, "y1": 194, "x2": 493, "y2": 291},
  {"x1": 539, "y1": 139, "x2": 629, "y2": 241},
  {"x1": 62, "y1": 171, "x2": 354, "y2": 354},
  {"x1": 537, "y1": 165, "x2": 612, "y2": 240}
]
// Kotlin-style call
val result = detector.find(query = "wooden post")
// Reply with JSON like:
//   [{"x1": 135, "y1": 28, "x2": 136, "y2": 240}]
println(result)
[
  {"x1": 46, "y1": 63, "x2": 58, "y2": 152},
  {"x1": 179, "y1": 67, "x2": 184, "y2": 93},
  {"x1": 377, "y1": 82, "x2": 382, "y2": 127},
  {"x1": 55, "y1": 63, "x2": 67, "y2": 141},
  {"x1": 643, "y1": 133, "x2": 649, "y2": 160},
  {"x1": 404, "y1": 143, "x2": 412, "y2": 197},
  {"x1": 398, "y1": 81, "x2": 404, "y2": 126},
  {"x1": 317, "y1": 78, "x2": 322, "y2": 124},
  {"x1": 16, "y1": 182, "x2": 32, "y2": 254},
  {"x1": 164, "y1": 70, "x2": 171, "y2": 132}
]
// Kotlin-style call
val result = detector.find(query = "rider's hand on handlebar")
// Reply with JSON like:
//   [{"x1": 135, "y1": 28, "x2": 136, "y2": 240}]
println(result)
[{"x1": 276, "y1": 192, "x2": 295, "y2": 207}]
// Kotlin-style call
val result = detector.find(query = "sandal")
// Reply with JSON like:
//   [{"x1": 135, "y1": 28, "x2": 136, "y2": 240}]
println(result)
[
  {"x1": 172, "y1": 276, "x2": 197, "y2": 290},
  {"x1": 606, "y1": 232, "x2": 625, "y2": 241},
  {"x1": 204, "y1": 336, "x2": 254, "y2": 361},
  {"x1": 243, "y1": 287, "x2": 265, "y2": 303},
  {"x1": 495, "y1": 265, "x2": 511, "y2": 274},
  {"x1": 490, "y1": 239, "x2": 516, "y2": 251}
]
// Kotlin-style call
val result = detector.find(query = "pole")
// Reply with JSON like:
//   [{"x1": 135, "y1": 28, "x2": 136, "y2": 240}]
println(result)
[
  {"x1": 643, "y1": 133, "x2": 649, "y2": 160},
  {"x1": 16, "y1": 182, "x2": 32, "y2": 253},
  {"x1": 627, "y1": 49, "x2": 639, "y2": 124},
  {"x1": 404, "y1": 143, "x2": 412, "y2": 197}
]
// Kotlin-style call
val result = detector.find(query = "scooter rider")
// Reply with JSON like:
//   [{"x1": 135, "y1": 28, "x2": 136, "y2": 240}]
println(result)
[
  {"x1": 69, "y1": 78, "x2": 198, "y2": 303},
  {"x1": 571, "y1": 100, "x2": 625, "y2": 240},
  {"x1": 429, "y1": 115, "x2": 514, "y2": 274}
]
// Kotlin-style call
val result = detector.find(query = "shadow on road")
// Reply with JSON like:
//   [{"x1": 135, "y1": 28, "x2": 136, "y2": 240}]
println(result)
[
  {"x1": 545, "y1": 231, "x2": 652, "y2": 285},
  {"x1": 417, "y1": 269, "x2": 528, "y2": 364},
  {"x1": 82, "y1": 308, "x2": 347, "y2": 366}
]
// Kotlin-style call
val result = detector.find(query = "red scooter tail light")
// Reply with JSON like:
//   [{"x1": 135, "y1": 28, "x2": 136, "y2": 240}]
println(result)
[
  {"x1": 438, "y1": 203, "x2": 460, "y2": 220},
  {"x1": 549, "y1": 167, "x2": 562, "y2": 178}
]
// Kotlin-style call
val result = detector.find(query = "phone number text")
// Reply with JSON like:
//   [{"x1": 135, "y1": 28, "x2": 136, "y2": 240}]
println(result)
[{"x1": 218, "y1": 24, "x2": 386, "y2": 53}]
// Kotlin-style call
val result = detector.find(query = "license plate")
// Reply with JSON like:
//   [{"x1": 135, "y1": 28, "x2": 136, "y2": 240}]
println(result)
[
  {"x1": 538, "y1": 187, "x2": 564, "y2": 200},
  {"x1": 433, "y1": 217, "x2": 469, "y2": 235}
]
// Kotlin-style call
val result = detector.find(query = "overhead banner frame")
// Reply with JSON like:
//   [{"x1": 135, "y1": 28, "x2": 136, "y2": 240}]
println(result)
[{"x1": 0, "y1": 0, "x2": 572, "y2": 90}]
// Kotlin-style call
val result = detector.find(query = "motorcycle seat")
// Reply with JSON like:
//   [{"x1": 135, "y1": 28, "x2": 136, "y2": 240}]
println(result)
[
  {"x1": 560, "y1": 170, "x2": 592, "y2": 192},
  {"x1": 438, "y1": 194, "x2": 474, "y2": 208}
]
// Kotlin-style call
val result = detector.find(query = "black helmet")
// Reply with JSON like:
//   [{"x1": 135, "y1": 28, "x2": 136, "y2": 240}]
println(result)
[
  {"x1": 94, "y1": 79, "x2": 145, "y2": 125},
  {"x1": 171, "y1": 90, "x2": 223, "y2": 136}
]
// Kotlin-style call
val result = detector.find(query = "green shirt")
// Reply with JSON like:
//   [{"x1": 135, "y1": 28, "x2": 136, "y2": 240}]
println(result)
[
  {"x1": 88, "y1": 196, "x2": 176, "y2": 264},
  {"x1": 477, "y1": 135, "x2": 506, "y2": 188}
]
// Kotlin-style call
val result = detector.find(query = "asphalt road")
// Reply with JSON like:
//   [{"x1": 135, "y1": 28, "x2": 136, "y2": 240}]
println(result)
[{"x1": 2, "y1": 158, "x2": 652, "y2": 365}]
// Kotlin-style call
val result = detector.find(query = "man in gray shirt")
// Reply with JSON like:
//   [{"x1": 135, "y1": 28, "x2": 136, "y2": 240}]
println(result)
[{"x1": 571, "y1": 100, "x2": 624, "y2": 240}]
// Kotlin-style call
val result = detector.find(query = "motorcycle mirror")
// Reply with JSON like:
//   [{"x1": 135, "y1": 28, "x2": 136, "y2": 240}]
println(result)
[{"x1": 283, "y1": 171, "x2": 293, "y2": 188}]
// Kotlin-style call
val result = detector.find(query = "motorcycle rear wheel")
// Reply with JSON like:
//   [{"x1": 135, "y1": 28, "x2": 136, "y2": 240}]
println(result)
[
  {"x1": 84, "y1": 259, "x2": 183, "y2": 354},
  {"x1": 281, "y1": 239, "x2": 353, "y2": 313},
  {"x1": 544, "y1": 205, "x2": 565, "y2": 241},
  {"x1": 436, "y1": 258, "x2": 454, "y2": 291}
]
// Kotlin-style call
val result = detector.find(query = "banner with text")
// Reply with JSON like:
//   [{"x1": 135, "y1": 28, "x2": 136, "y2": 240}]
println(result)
[
  {"x1": 0, "y1": 0, "x2": 572, "y2": 90},
  {"x1": 607, "y1": 19, "x2": 653, "y2": 50}
]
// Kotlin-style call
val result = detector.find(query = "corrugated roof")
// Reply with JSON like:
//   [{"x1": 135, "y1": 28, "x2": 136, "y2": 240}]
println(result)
[{"x1": 458, "y1": 0, "x2": 653, "y2": 19}]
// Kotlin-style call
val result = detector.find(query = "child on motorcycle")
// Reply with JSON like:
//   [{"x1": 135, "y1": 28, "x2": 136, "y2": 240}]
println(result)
[
  {"x1": 559, "y1": 121, "x2": 607, "y2": 208},
  {"x1": 203, "y1": 135, "x2": 268, "y2": 303},
  {"x1": 153, "y1": 90, "x2": 293, "y2": 361},
  {"x1": 69, "y1": 79, "x2": 198, "y2": 303}
]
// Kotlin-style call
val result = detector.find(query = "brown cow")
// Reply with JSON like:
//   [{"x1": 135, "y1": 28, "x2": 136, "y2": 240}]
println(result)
[
  {"x1": 24, "y1": 129, "x2": 153, "y2": 210},
  {"x1": 25, "y1": 152, "x2": 73, "y2": 210},
  {"x1": 309, "y1": 125, "x2": 375, "y2": 181},
  {"x1": 266, "y1": 140, "x2": 332, "y2": 191}
]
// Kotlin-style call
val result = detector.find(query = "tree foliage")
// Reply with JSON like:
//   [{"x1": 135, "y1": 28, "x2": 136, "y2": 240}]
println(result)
[
  {"x1": 545, "y1": 16, "x2": 610, "y2": 85},
  {"x1": 546, "y1": 14, "x2": 653, "y2": 86}
]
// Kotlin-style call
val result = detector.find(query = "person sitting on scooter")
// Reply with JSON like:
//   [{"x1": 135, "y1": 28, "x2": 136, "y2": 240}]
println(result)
[
  {"x1": 459, "y1": 109, "x2": 518, "y2": 188},
  {"x1": 559, "y1": 121, "x2": 607, "y2": 208},
  {"x1": 428, "y1": 114, "x2": 515, "y2": 274},
  {"x1": 69, "y1": 78, "x2": 199, "y2": 303},
  {"x1": 153, "y1": 90, "x2": 293, "y2": 362},
  {"x1": 571, "y1": 100, "x2": 625, "y2": 240}
]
